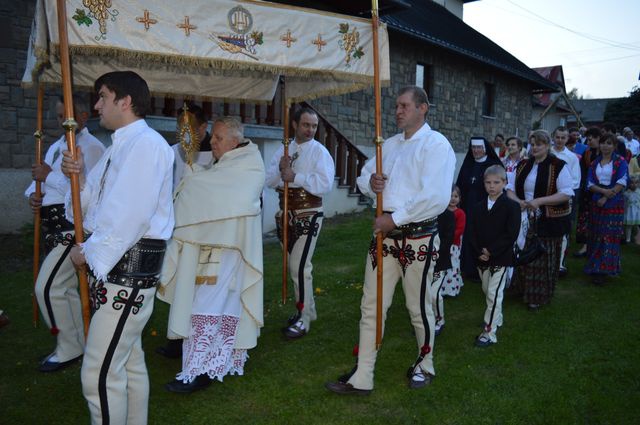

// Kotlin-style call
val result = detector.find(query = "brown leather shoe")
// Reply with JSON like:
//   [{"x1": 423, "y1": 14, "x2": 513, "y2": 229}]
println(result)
[{"x1": 325, "y1": 381, "x2": 371, "y2": 395}]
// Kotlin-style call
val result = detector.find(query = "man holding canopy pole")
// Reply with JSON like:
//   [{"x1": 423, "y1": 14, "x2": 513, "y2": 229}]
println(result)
[
  {"x1": 62, "y1": 70, "x2": 174, "y2": 425},
  {"x1": 26, "y1": 93, "x2": 105, "y2": 373},
  {"x1": 266, "y1": 106, "x2": 335, "y2": 340},
  {"x1": 326, "y1": 86, "x2": 455, "y2": 394}
]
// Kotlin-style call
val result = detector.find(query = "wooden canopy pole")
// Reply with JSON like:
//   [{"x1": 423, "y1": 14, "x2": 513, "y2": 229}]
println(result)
[
  {"x1": 56, "y1": 0, "x2": 91, "y2": 337},
  {"x1": 32, "y1": 85, "x2": 44, "y2": 328},
  {"x1": 281, "y1": 78, "x2": 290, "y2": 305},
  {"x1": 371, "y1": 0, "x2": 384, "y2": 350}
]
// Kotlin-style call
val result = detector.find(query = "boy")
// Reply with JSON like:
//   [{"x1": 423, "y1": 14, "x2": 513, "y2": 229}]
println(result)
[{"x1": 468, "y1": 165, "x2": 520, "y2": 347}]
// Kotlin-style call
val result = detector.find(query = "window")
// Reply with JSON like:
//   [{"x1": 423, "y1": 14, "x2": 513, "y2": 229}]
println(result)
[
  {"x1": 415, "y1": 63, "x2": 434, "y2": 101},
  {"x1": 482, "y1": 82, "x2": 495, "y2": 117}
]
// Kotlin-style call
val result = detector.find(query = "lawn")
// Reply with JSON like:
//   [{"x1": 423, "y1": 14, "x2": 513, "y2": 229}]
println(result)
[{"x1": 1, "y1": 211, "x2": 639, "y2": 424}]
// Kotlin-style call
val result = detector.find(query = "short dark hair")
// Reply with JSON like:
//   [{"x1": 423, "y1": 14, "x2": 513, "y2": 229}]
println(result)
[
  {"x1": 178, "y1": 103, "x2": 207, "y2": 126},
  {"x1": 553, "y1": 126, "x2": 568, "y2": 135},
  {"x1": 600, "y1": 133, "x2": 617, "y2": 146},
  {"x1": 94, "y1": 71, "x2": 150, "y2": 118},
  {"x1": 568, "y1": 127, "x2": 579, "y2": 133},
  {"x1": 398, "y1": 85, "x2": 430, "y2": 107},
  {"x1": 602, "y1": 122, "x2": 617, "y2": 133},
  {"x1": 585, "y1": 127, "x2": 602, "y2": 138},
  {"x1": 58, "y1": 93, "x2": 90, "y2": 115},
  {"x1": 505, "y1": 136, "x2": 523, "y2": 149},
  {"x1": 292, "y1": 106, "x2": 318, "y2": 124},
  {"x1": 495, "y1": 133, "x2": 504, "y2": 140}
]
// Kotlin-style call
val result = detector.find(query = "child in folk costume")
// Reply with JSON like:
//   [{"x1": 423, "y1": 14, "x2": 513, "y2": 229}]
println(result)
[
  {"x1": 623, "y1": 176, "x2": 640, "y2": 244},
  {"x1": 468, "y1": 165, "x2": 520, "y2": 347},
  {"x1": 441, "y1": 185, "x2": 465, "y2": 297}
]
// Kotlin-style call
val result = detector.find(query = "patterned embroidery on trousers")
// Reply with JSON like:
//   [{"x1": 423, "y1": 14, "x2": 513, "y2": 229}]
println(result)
[
  {"x1": 90, "y1": 281, "x2": 108, "y2": 314},
  {"x1": 112, "y1": 289, "x2": 145, "y2": 315},
  {"x1": 276, "y1": 210, "x2": 321, "y2": 253},
  {"x1": 368, "y1": 238, "x2": 390, "y2": 269}
]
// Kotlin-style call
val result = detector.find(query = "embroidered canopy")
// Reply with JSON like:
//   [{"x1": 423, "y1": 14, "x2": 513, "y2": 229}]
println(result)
[{"x1": 22, "y1": 0, "x2": 391, "y2": 102}]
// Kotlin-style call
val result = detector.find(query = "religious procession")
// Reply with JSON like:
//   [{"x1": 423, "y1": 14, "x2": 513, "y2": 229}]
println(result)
[{"x1": 2, "y1": 0, "x2": 638, "y2": 424}]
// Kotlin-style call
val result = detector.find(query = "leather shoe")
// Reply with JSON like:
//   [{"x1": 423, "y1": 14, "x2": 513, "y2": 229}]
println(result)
[
  {"x1": 325, "y1": 381, "x2": 371, "y2": 395},
  {"x1": 408, "y1": 369, "x2": 434, "y2": 389},
  {"x1": 165, "y1": 374, "x2": 211, "y2": 394},
  {"x1": 156, "y1": 339, "x2": 183, "y2": 359},
  {"x1": 283, "y1": 320, "x2": 307, "y2": 340},
  {"x1": 38, "y1": 355, "x2": 82, "y2": 373}
]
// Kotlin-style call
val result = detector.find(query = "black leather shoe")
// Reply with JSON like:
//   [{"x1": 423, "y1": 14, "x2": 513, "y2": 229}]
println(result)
[
  {"x1": 325, "y1": 381, "x2": 371, "y2": 395},
  {"x1": 38, "y1": 355, "x2": 82, "y2": 373},
  {"x1": 165, "y1": 374, "x2": 211, "y2": 394},
  {"x1": 156, "y1": 339, "x2": 183, "y2": 359}
]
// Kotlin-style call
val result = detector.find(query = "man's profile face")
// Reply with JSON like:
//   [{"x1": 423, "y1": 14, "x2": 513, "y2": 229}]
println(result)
[
  {"x1": 94, "y1": 85, "x2": 124, "y2": 131},
  {"x1": 395, "y1": 92, "x2": 425, "y2": 131},
  {"x1": 293, "y1": 112, "x2": 318, "y2": 143},
  {"x1": 211, "y1": 122, "x2": 239, "y2": 160}
]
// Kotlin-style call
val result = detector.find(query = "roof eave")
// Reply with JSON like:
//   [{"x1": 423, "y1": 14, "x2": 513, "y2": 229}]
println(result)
[{"x1": 384, "y1": 22, "x2": 558, "y2": 93}]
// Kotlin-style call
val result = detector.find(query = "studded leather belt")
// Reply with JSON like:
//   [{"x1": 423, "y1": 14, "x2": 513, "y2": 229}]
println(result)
[
  {"x1": 277, "y1": 187, "x2": 322, "y2": 210},
  {"x1": 105, "y1": 238, "x2": 166, "y2": 289},
  {"x1": 385, "y1": 216, "x2": 438, "y2": 240},
  {"x1": 40, "y1": 204, "x2": 74, "y2": 234}
]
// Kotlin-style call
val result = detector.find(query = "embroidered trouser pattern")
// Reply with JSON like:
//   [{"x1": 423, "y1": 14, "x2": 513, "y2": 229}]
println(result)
[
  {"x1": 34, "y1": 230, "x2": 84, "y2": 362},
  {"x1": 478, "y1": 266, "x2": 508, "y2": 341},
  {"x1": 81, "y1": 280, "x2": 156, "y2": 425},
  {"x1": 276, "y1": 207, "x2": 323, "y2": 330},
  {"x1": 348, "y1": 233, "x2": 440, "y2": 390},
  {"x1": 431, "y1": 271, "x2": 447, "y2": 328}
]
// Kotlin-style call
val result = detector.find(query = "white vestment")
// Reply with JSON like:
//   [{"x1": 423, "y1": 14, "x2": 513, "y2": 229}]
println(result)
[{"x1": 158, "y1": 141, "x2": 265, "y2": 381}]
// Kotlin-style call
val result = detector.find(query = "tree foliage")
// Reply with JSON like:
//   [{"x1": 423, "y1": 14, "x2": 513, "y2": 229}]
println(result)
[{"x1": 604, "y1": 86, "x2": 640, "y2": 131}]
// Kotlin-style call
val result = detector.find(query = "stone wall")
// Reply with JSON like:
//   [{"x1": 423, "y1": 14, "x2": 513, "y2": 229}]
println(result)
[
  {"x1": 0, "y1": 0, "x2": 62, "y2": 169},
  {"x1": 310, "y1": 32, "x2": 535, "y2": 152}
]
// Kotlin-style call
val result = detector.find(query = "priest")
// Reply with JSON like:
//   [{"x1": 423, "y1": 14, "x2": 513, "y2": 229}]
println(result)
[{"x1": 158, "y1": 116, "x2": 265, "y2": 394}]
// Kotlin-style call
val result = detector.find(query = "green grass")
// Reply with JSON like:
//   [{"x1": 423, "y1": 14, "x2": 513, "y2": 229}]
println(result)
[{"x1": 1, "y1": 211, "x2": 639, "y2": 424}]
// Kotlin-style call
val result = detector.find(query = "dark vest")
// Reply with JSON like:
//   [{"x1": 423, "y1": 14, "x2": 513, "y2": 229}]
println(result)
[{"x1": 515, "y1": 156, "x2": 570, "y2": 237}]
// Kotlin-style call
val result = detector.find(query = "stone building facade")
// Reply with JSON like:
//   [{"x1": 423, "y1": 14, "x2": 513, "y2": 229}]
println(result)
[{"x1": 311, "y1": 31, "x2": 534, "y2": 152}]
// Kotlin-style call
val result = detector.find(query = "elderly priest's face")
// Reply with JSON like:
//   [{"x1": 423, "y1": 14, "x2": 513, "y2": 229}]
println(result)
[{"x1": 212, "y1": 121, "x2": 240, "y2": 160}]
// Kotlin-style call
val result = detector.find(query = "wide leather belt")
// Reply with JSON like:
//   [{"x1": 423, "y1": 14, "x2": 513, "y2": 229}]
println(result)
[
  {"x1": 277, "y1": 187, "x2": 322, "y2": 210},
  {"x1": 385, "y1": 216, "x2": 438, "y2": 240},
  {"x1": 40, "y1": 204, "x2": 74, "y2": 234},
  {"x1": 105, "y1": 238, "x2": 166, "y2": 289}
]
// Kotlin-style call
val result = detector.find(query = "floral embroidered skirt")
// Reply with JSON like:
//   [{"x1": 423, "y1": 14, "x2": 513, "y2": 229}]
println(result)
[
  {"x1": 584, "y1": 201, "x2": 623, "y2": 276},
  {"x1": 441, "y1": 244, "x2": 464, "y2": 297},
  {"x1": 513, "y1": 236, "x2": 562, "y2": 305}
]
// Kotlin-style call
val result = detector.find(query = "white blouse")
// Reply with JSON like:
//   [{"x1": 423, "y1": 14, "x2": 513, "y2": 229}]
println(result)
[
  {"x1": 586, "y1": 161, "x2": 628, "y2": 188},
  {"x1": 506, "y1": 161, "x2": 574, "y2": 201}
]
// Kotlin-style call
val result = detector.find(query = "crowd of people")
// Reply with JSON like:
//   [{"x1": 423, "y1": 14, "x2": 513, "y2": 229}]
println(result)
[{"x1": 18, "y1": 70, "x2": 638, "y2": 422}]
